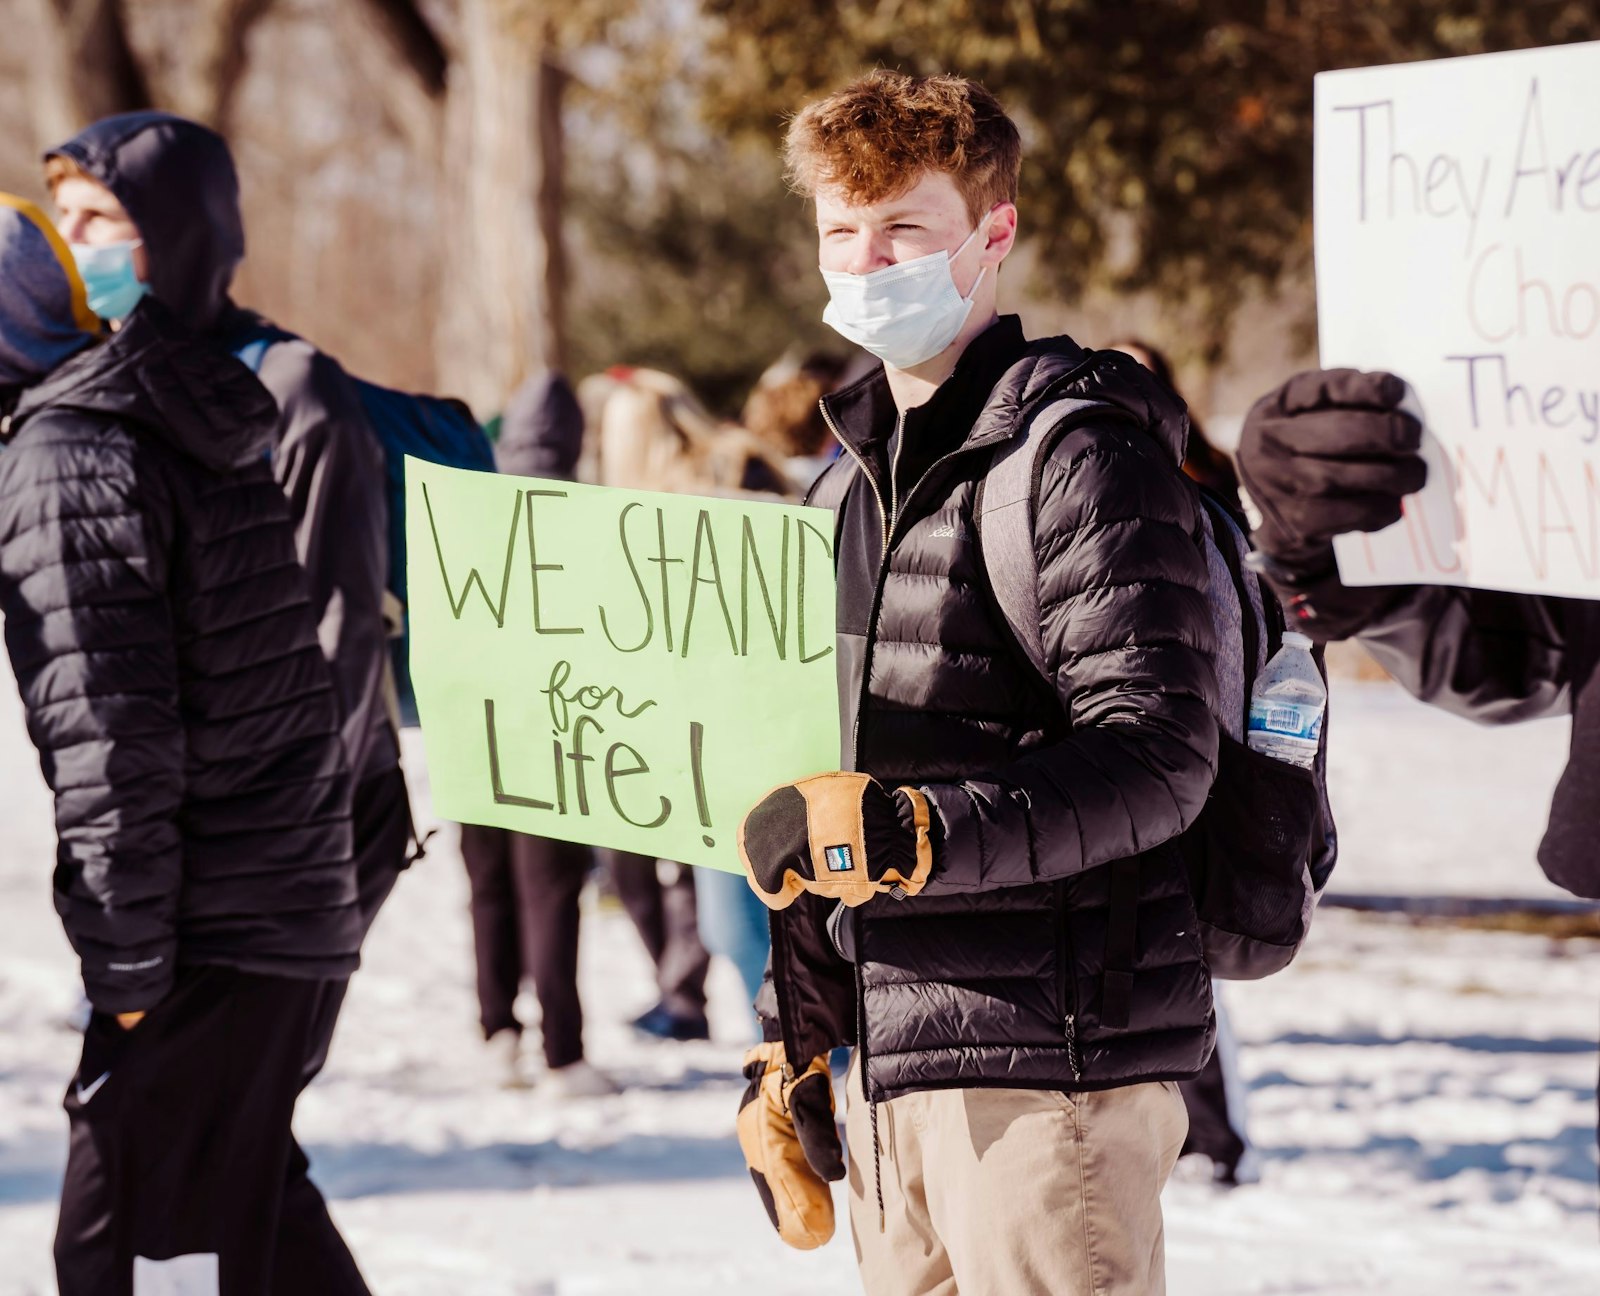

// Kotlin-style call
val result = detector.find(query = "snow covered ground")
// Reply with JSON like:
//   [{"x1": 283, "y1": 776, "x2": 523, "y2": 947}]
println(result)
[
  {"x1": 1322, "y1": 678, "x2": 1578, "y2": 903},
  {"x1": 1, "y1": 679, "x2": 1597, "y2": 1294}
]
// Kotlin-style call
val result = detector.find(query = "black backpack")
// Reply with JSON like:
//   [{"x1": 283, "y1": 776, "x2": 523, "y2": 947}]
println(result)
[{"x1": 974, "y1": 394, "x2": 1336, "y2": 979}]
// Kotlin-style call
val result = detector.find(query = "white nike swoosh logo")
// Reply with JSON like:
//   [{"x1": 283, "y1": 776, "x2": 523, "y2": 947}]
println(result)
[{"x1": 76, "y1": 1071, "x2": 110, "y2": 1104}]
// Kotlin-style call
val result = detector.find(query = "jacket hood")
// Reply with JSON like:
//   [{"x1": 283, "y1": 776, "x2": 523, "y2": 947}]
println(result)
[
  {"x1": 0, "y1": 193, "x2": 101, "y2": 388},
  {"x1": 496, "y1": 371, "x2": 584, "y2": 478},
  {"x1": 970, "y1": 339, "x2": 1191, "y2": 468},
  {"x1": 48, "y1": 112, "x2": 244, "y2": 333},
  {"x1": 13, "y1": 297, "x2": 277, "y2": 470}
]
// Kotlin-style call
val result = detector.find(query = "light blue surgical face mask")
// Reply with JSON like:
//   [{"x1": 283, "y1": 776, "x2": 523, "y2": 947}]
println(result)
[
  {"x1": 820, "y1": 213, "x2": 993, "y2": 370},
  {"x1": 70, "y1": 239, "x2": 149, "y2": 322}
]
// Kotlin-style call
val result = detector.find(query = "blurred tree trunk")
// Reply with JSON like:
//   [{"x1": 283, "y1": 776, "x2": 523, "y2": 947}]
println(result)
[
  {"x1": 436, "y1": 5, "x2": 567, "y2": 413},
  {"x1": 533, "y1": 39, "x2": 568, "y2": 377},
  {"x1": 20, "y1": 0, "x2": 149, "y2": 145},
  {"x1": 352, "y1": 0, "x2": 569, "y2": 415},
  {"x1": 20, "y1": 0, "x2": 566, "y2": 413}
]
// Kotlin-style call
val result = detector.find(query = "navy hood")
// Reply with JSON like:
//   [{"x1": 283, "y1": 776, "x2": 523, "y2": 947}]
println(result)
[
  {"x1": 0, "y1": 193, "x2": 101, "y2": 388},
  {"x1": 496, "y1": 371, "x2": 584, "y2": 479},
  {"x1": 48, "y1": 112, "x2": 244, "y2": 334},
  {"x1": 12, "y1": 297, "x2": 276, "y2": 471}
]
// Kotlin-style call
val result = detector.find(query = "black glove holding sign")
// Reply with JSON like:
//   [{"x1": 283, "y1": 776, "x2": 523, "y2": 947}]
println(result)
[{"x1": 1236, "y1": 369, "x2": 1427, "y2": 639}]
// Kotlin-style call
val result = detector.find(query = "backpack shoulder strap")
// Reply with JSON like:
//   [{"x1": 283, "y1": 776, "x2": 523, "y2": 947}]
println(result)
[
  {"x1": 1199, "y1": 492, "x2": 1259, "y2": 741},
  {"x1": 976, "y1": 396, "x2": 1119, "y2": 680}
]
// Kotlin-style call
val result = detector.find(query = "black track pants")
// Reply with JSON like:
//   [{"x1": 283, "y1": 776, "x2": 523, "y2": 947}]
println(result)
[
  {"x1": 54, "y1": 966, "x2": 369, "y2": 1296},
  {"x1": 460, "y1": 823, "x2": 590, "y2": 1067},
  {"x1": 601, "y1": 849, "x2": 710, "y2": 1019}
]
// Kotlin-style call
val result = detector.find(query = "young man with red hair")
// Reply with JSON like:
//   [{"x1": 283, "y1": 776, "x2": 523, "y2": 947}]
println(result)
[{"x1": 734, "y1": 72, "x2": 1220, "y2": 1293}]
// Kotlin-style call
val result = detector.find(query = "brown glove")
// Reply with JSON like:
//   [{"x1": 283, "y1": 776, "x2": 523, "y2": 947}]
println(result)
[
  {"x1": 736, "y1": 1042, "x2": 844, "y2": 1249},
  {"x1": 738, "y1": 771, "x2": 933, "y2": 910}
]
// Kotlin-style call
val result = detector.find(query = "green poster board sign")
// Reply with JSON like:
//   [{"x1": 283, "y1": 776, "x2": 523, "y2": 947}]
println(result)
[{"x1": 405, "y1": 459, "x2": 842, "y2": 873}]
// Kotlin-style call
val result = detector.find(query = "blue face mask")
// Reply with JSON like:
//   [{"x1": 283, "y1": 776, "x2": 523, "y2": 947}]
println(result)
[{"x1": 71, "y1": 239, "x2": 149, "y2": 322}]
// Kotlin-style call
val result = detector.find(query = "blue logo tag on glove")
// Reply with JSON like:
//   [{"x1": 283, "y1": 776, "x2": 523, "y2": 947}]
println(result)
[{"x1": 824, "y1": 845, "x2": 854, "y2": 872}]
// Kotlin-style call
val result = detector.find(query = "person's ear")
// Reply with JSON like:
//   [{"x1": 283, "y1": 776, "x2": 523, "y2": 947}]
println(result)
[{"x1": 984, "y1": 203, "x2": 1019, "y2": 265}]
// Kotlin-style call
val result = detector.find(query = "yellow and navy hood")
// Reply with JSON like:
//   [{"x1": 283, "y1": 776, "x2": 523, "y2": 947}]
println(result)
[{"x1": 0, "y1": 192, "x2": 101, "y2": 388}]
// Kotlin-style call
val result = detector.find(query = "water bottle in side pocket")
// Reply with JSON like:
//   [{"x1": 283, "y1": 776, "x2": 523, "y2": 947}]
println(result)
[{"x1": 1247, "y1": 632, "x2": 1326, "y2": 770}]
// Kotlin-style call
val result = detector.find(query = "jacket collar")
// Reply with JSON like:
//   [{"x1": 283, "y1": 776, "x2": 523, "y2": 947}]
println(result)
[
  {"x1": 822, "y1": 315, "x2": 1033, "y2": 464},
  {"x1": 820, "y1": 323, "x2": 1192, "y2": 474}
]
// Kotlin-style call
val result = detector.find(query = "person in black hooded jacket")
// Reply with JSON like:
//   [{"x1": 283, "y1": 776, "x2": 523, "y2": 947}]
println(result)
[
  {"x1": 44, "y1": 116, "x2": 410, "y2": 1035},
  {"x1": 0, "y1": 194, "x2": 370, "y2": 1296},
  {"x1": 731, "y1": 75, "x2": 1218, "y2": 1293}
]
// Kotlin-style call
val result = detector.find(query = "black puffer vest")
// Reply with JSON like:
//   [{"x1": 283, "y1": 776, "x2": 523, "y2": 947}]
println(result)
[{"x1": 766, "y1": 323, "x2": 1220, "y2": 1101}]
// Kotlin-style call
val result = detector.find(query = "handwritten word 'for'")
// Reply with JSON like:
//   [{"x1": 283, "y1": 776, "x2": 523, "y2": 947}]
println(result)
[{"x1": 423, "y1": 487, "x2": 833, "y2": 663}]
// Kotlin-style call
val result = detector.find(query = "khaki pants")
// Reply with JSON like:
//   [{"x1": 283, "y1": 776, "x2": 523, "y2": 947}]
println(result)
[{"x1": 846, "y1": 1061, "x2": 1188, "y2": 1296}]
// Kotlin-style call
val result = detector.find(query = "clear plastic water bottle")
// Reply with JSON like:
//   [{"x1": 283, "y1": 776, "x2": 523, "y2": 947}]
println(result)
[{"x1": 1246, "y1": 632, "x2": 1326, "y2": 770}]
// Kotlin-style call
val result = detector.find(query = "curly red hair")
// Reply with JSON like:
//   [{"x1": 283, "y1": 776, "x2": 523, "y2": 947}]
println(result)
[{"x1": 784, "y1": 70, "x2": 1022, "y2": 223}]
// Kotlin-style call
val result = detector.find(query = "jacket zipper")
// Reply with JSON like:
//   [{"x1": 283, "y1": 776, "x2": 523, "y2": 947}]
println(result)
[
  {"x1": 822, "y1": 401, "x2": 890, "y2": 559},
  {"x1": 1056, "y1": 880, "x2": 1082, "y2": 1081},
  {"x1": 885, "y1": 411, "x2": 907, "y2": 547}
]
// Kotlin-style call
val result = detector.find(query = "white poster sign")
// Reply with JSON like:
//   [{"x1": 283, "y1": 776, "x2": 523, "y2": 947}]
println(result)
[{"x1": 1315, "y1": 42, "x2": 1600, "y2": 596}]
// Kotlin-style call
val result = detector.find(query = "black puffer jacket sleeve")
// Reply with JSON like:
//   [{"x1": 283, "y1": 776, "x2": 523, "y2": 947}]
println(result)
[
  {"x1": 1267, "y1": 563, "x2": 1572, "y2": 724},
  {"x1": 0, "y1": 415, "x2": 183, "y2": 1012},
  {"x1": 918, "y1": 423, "x2": 1220, "y2": 893},
  {"x1": 259, "y1": 341, "x2": 393, "y2": 780},
  {"x1": 1357, "y1": 586, "x2": 1571, "y2": 723}
]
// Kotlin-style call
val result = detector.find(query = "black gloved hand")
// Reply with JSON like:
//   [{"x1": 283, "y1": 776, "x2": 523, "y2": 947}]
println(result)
[
  {"x1": 736, "y1": 1042, "x2": 845, "y2": 1249},
  {"x1": 738, "y1": 771, "x2": 933, "y2": 910},
  {"x1": 1237, "y1": 369, "x2": 1427, "y2": 573}
]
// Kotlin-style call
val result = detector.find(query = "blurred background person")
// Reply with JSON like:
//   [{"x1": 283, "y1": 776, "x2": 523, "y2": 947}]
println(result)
[
  {"x1": 458, "y1": 371, "x2": 620, "y2": 1097},
  {"x1": 1111, "y1": 337, "x2": 1242, "y2": 514},
  {"x1": 740, "y1": 349, "x2": 847, "y2": 495}
]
